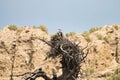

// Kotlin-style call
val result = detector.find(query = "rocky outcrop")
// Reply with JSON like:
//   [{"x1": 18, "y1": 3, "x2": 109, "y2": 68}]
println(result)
[{"x1": 0, "y1": 24, "x2": 120, "y2": 80}]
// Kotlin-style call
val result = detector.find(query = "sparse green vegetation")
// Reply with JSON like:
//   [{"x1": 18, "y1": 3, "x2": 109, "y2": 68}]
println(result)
[
  {"x1": 85, "y1": 68, "x2": 94, "y2": 76},
  {"x1": 66, "y1": 32, "x2": 76, "y2": 37},
  {"x1": 114, "y1": 25, "x2": 119, "y2": 30},
  {"x1": 39, "y1": 25, "x2": 48, "y2": 34},
  {"x1": 8, "y1": 25, "x2": 24, "y2": 34},
  {"x1": 84, "y1": 36, "x2": 91, "y2": 42},
  {"x1": 8, "y1": 25, "x2": 18, "y2": 31},
  {"x1": 8, "y1": 25, "x2": 24, "y2": 33},
  {"x1": 17, "y1": 28, "x2": 23, "y2": 33},
  {"x1": 32, "y1": 25, "x2": 48, "y2": 33},
  {"x1": 112, "y1": 73, "x2": 120, "y2": 80},
  {"x1": 107, "y1": 68, "x2": 120, "y2": 80},
  {"x1": 114, "y1": 68, "x2": 120, "y2": 74},
  {"x1": 82, "y1": 27, "x2": 101, "y2": 42},
  {"x1": 82, "y1": 31, "x2": 91, "y2": 42},
  {"x1": 82, "y1": 31, "x2": 89, "y2": 37},
  {"x1": 89, "y1": 27, "x2": 101, "y2": 33},
  {"x1": 96, "y1": 33, "x2": 103, "y2": 40},
  {"x1": 103, "y1": 37, "x2": 109, "y2": 43},
  {"x1": 32, "y1": 26, "x2": 37, "y2": 29}
]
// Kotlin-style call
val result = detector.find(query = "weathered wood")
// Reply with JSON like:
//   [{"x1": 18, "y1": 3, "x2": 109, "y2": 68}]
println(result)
[{"x1": 15, "y1": 31, "x2": 88, "y2": 80}]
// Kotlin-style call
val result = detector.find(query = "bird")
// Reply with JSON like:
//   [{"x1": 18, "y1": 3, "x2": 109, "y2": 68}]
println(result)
[{"x1": 57, "y1": 29, "x2": 63, "y2": 37}]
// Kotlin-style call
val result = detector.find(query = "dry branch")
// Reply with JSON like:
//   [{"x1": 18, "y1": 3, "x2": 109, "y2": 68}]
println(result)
[{"x1": 14, "y1": 31, "x2": 89, "y2": 80}]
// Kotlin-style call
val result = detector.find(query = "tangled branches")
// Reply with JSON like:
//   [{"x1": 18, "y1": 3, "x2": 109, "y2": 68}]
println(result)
[
  {"x1": 44, "y1": 31, "x2": 89, "y2": 80},
  {"x1": 15, "y1": 31, "x2": 89, "y2": 80},
  {"x1": 13, "y1": 67, "x2": 52, "y2": 80}
]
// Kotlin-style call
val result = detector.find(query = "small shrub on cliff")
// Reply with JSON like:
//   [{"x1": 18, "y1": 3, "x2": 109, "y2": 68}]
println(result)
[
  {"x1": 17, "y1": 28, "x2": 23, "y2": 33},
  {"x1": 66, "y1": 32, "x2": 76, "y2": 37},
  {"x1": 85, "y1": 68, "x2": 94, "y2": 76},
  {"x1": 108, "y1": 68, "x2": 120, "y2": 80},
  {"x1": 96, "y1": 33, "x2": 103, "y2": 40},
  {"x1": 114, "y1": 25, "x2": 119, "y2": 30},
  {"x1": 32, "y1": 25, "x2": 48, "y2": 33},
  {"x1": 103, "y1": 37, "x2": 109, "y2": 43},
  {"x1": 113, "y1": 73, "x2": 120, "y2": 80},
  {"x1": 85, "y1": 36, "x2": 91, "y2": 42},
  {"x1": 39, "y1": 25, "x2": 48, "y2": 34},
  {"x1": 89, "y1": 27, "x2": 101, "y2": 33},
  {"x1": 82, "y1": 31, "x2": 89, "y2": 37},
  {"x1": 114, "y1": 68, "x2": 120, "y2": 74},
  {"x1": 8, "y1": 25, "x2": 17, "y2": 31},
  {"x1": 8, "y1": 25, "x2": 23, "y2": 34},
  {"x1": 82, "y1": 31, "x2": 91, "y2": 42}
]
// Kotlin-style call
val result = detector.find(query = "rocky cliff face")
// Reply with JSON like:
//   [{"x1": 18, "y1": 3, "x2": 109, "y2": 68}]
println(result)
[{"x1": 0, "y1": 24, "x2": 120, "y2": 80}]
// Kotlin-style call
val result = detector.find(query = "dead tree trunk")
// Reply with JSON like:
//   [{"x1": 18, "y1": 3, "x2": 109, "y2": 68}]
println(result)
[
  {"x1": 40, "y1": 31, "x2": 89, "y2": 80},
  {"x1": 15, "y1": 31, "x2": 89, "y2": 80}
]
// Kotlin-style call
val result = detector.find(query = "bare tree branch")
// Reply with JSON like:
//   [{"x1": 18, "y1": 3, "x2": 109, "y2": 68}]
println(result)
[
  {"x1": 14, "y1": 31, "x2": 88, "y2": 80},
  {"x1": 13, "y1": 67, "x2": 51, "y2": 80},
  {"x1": 10, "y1": 40, "x2": 17, "y2": 80},
  {"x1": 60, "y1": 44, "x2": 68, "y2": 54}
]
